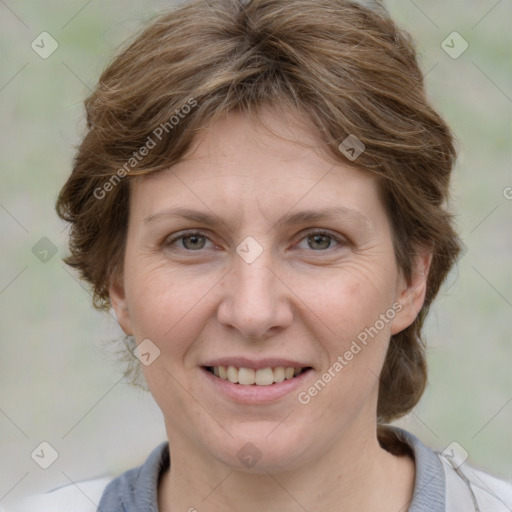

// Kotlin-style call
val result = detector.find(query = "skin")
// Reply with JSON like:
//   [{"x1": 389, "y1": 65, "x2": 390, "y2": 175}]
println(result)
[{"x1": 110, "y1": 107, "x2": 431, "y2": 512}]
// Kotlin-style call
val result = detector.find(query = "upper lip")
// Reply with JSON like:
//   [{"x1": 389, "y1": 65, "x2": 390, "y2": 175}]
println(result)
[{"x1": 202, "y1": 357, "x2": 312, "y2": 370}]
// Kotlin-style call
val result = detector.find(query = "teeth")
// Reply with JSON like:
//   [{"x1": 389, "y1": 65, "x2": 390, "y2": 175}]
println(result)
[
  {"x1": 238, "y1": 367, "x2": 255, "y2": 385},
  {"x1": 210, "y1": 365, "x2": 306, "y2": 385},
  {"x1": 255, "y1": 368, "x2": 274, "y2": 385},
  {"x1": 227, "y1": 365, "x2": 238, "y2": 383},
  {"x1": 273, "y1": 366, "x2": 285, "y2": 383}
]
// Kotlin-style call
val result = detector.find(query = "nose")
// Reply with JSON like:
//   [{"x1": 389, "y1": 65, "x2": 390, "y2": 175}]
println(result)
[{"x1": 216, "y1": 250, "x2": 293, "y2": 340}]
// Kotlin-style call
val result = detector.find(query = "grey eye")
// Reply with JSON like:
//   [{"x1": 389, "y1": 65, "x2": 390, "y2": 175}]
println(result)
[
  {"x1": 307, "y1": 233, "x2": 334, "y2": 250},
  {"x1": 180, "y1": 234, "x2": 207, "y2": 250}
]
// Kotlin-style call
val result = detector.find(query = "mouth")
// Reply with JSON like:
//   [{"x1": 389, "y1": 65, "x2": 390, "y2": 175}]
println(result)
[
  {"x1": 199, "y1": 358, "x2": 315, "y2": 403},
  {"x1": 203, "y1": 365, "x2": 313, "y2": 386}
]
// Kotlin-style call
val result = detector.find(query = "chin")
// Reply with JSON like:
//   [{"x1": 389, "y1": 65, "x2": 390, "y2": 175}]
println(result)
[{"x1": 203, "y1": 422, "x2": 311, "y2": 473}]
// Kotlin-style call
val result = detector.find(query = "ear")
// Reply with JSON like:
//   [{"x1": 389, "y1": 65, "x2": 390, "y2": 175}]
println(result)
[
  {"x1": 109, "y1": 271, "x2": 134, "y2": 336},
  {"x1": 390, "y1": 247, "x2": 433, "y2": 335}
]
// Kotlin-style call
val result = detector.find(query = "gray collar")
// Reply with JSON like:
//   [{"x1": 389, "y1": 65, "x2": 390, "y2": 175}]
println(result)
[
  {"x1": 392, "y1": 427, "x2": 445, "y2": 512},
  {"x1": 98, "y1": 427, "x2": 446, "y2": 511}
]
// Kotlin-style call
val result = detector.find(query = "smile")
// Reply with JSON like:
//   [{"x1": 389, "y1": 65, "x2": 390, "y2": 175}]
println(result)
[{"x1": 205, "y1": 365, "x2": 311, "y2": 385}]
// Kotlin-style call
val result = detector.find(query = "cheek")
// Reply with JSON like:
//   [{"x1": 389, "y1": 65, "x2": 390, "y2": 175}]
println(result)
[
  {"x1": 124, "y1": 261, "x2": 220, "y2": 357},
  {"x1": 296, "y1": 270, "x2": 397, "y2": 426},
  {"x1": 299, "y1": 260, "x2": 399, "y2": 405},
  {"x1": 300, "y1": 259, "x2": 398, "y2": 340}
]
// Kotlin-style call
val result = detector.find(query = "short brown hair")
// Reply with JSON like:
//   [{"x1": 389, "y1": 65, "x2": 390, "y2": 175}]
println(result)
[{"x1": 56, "y1": 0, "x2": 461, "y2": 425}]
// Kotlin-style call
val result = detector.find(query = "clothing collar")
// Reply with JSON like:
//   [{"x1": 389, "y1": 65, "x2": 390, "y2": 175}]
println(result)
[
  {"x1": 393, "y1": 427, "x2": 445, "y2": 512},
  {"x1": 98, "y1": 427, "x2": 445, "y2": 511}
]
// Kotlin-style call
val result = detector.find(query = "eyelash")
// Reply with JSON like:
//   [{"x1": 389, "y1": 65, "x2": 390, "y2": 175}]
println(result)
[{"x1": 164, "y1": 229, "x2": 347, "y2": 253}]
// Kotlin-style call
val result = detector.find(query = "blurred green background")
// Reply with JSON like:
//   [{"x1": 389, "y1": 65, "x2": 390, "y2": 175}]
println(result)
[{"x1": 1, "y1": 0, "x2": 511, "y2": 506}]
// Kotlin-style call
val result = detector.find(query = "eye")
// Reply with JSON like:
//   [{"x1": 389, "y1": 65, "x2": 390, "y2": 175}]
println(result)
[
  {"x1": 165, "y1": 231, "x2": 214, "y2": 251},
  {"x1": 164, "y1": 229, "x2": 346, "y2": 253},
  {"x1": 295, "y1": 230, "x2": 345, "y2": 251}
]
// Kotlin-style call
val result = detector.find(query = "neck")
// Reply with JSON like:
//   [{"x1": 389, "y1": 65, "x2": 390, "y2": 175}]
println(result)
[{"x1": 158, "y1": 424, "x2": 415, "y2": 512}]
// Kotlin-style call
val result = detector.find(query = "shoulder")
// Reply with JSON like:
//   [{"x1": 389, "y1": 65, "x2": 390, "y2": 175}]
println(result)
[
  {"x1": 439, "y1": 453, "x2": 512, "y2": 511},
  {"x1": 386, "y1": 427, "x2": 512, "y2": 511},
  {"x1": 10, "y1": 442, "x2": 169, "y2": 512},
  {"x1": 98, "y1": 441, "x2": 169, "y2": 510},
  {"x1": 8, "y1": 477, "x2": 112, "y2": 512}
]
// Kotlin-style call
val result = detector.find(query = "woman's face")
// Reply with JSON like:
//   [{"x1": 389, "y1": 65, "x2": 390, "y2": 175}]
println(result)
[{"x1": 111, "y1": 108, "x2": 426, "y2": 471}]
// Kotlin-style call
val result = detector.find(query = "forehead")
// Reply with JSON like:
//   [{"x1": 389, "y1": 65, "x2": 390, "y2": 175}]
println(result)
[
  {"x1": 129, "y1": 108, "x2": 385, "y2": 230},
  {"x1": 143, "y1": 107, "x2": 340, "y2": 180}
]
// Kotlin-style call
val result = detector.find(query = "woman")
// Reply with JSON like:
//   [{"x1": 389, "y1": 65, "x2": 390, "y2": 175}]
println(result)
[{"x1": 15, "y1": 0, "x2": 512, "y2": 510}]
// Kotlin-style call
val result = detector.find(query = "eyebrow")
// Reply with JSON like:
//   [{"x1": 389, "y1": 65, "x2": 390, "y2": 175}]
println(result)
[{"x1": 143, "y1": 206, "x2": 372, "y2": 230}]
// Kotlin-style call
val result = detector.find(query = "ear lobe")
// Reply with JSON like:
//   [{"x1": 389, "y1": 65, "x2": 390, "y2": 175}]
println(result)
[
  {"x1": 109, "y1": 273, "x2": 134, "y2": 336},
  {"x1": 390, "y1": 248, "x2": 433, "y2": 336}
]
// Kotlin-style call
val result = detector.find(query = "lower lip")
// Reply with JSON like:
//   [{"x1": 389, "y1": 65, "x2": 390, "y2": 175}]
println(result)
[{"x1": 200, "y1": 367, "x2": 313, "y2": 404}]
